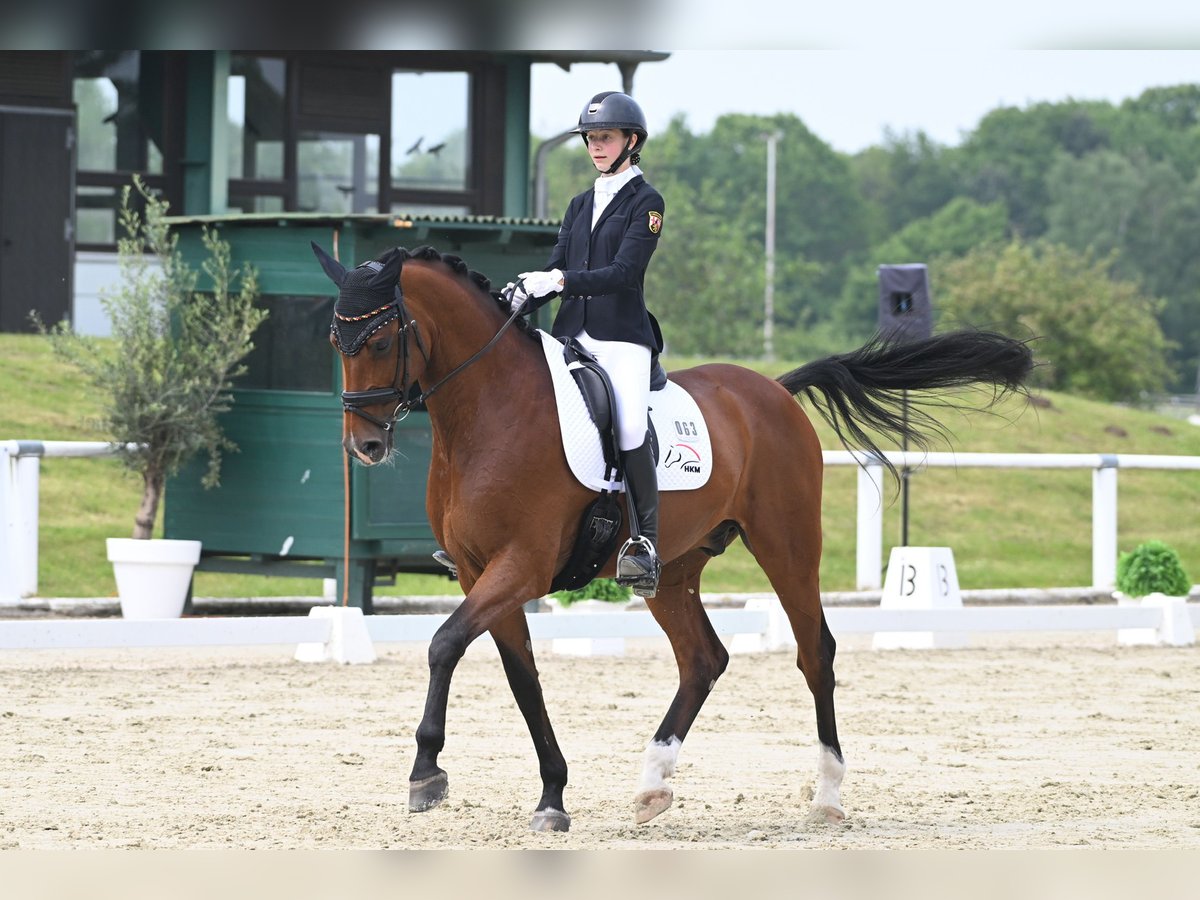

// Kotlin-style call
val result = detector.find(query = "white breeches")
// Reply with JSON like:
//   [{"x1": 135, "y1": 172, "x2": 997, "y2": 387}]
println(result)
[{"x1": 573, "y1": 328, "x2": 652, "y2": 451}]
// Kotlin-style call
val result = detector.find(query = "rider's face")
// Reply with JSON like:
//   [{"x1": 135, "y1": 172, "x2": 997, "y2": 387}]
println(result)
[{"x1": 585, "y1": 129, "x2": 637, "y2": 173}]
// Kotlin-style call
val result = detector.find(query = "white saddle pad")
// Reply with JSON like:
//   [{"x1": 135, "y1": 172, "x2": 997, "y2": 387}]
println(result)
[{"x1": 537, "y1": 330, "x2": 713, "y2": 493}]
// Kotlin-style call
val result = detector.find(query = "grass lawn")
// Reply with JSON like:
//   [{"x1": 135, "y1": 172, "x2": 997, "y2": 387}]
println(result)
[{"x1": 4, "y1": 334, "x2": 1199, "y2": 597}]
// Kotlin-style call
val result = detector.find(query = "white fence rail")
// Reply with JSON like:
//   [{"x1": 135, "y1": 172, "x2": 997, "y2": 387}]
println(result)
[
  {"x1": 1, "y1": 441, "x2": 141, "y2": 601},
  {"x1": 2, "y1": 602, "x2": 1198, "y2": 657},
  {"x1": 4, "y1": 441, "x2": 1200, "y2": 600},
  {"x1": 825, "y1": 450, "x2": 1200, "y2": 590}
]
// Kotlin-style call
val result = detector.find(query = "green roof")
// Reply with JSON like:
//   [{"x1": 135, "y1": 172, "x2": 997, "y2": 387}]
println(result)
[{"x1": 163, "y1": 211, "x2": 561, "y2": 229}]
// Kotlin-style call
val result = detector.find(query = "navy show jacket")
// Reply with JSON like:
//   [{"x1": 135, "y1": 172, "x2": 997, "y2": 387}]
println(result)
[{"x1": 537, "y1": 174, "x2": 665, "y2": 352}]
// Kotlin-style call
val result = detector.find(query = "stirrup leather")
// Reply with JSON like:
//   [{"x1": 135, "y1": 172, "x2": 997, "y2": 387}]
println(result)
[{"x1": 616, "y1": 536, "x2": 661, "y2": 598}]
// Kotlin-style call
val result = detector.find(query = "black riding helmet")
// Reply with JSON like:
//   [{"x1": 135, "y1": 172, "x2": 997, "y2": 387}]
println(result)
[{"x1": 572, "y1": 91, "x2": 648, "y2": 174}]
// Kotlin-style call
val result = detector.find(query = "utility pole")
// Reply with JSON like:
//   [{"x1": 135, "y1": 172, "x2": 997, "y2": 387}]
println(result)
[{"x1": 763, "y1": 130, "x2": 782, "y2": 361}]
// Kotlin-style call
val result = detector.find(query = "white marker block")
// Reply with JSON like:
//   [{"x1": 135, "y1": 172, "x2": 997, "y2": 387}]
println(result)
[
  {"x1": 295, "y1": 606, "x2": 377, "y2": 664},
  {"x1": 1118, "y1": 593, "x2": 1196, "y2": 647},
  {"x1": 873, "y1": 546, "x2": 967, "y2": 650},
  {"x1": 730, "y1": 597, "x2": 796, "y2": 654}
]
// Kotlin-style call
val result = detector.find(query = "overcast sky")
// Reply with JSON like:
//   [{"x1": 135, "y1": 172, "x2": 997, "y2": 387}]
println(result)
[{"x1": 528, "y1": 3, "x2": 1200, "y2": 154}]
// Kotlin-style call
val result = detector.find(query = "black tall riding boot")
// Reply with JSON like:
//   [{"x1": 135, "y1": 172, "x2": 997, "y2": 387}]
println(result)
[{"x1": 616, "y1": 437, "x2": 661, "y2": 598}]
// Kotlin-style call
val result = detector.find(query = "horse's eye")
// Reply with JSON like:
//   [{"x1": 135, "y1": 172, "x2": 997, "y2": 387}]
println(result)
[{"x1": 370, "y1": 338, "x2": 392, "y2": 355}]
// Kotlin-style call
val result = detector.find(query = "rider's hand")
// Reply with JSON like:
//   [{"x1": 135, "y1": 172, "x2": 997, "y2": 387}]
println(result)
[
  {"x1": 519, "y1": 269, "x2": 564, "y2": 299},
  {"x1": 503, "y1": 282, "x2": 529, "y2": 312}
]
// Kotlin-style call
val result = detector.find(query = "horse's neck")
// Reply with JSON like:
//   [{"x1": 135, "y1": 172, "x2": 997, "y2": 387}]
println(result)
[{"x1": 406, "y1": 266, "x2": 544, "y2": 445}]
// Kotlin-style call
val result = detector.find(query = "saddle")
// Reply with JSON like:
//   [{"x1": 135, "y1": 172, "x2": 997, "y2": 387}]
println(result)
[{"x1": 547, "y1": 339, "x2": 665, "y2": 593}]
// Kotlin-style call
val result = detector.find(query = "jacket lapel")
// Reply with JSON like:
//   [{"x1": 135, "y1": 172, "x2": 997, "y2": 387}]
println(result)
[
  {"x1": 572, "y1": 190, "x2": 595, "y2": 252},
  {"x1": 590, "y1": 176, "x2": 645, "y2": 238}
]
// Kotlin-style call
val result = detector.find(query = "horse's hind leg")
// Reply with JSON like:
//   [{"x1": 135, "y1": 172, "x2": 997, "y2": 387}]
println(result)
[
  {"x1": 743, "y1": 511, "x2": 846, "y2": 823},
  {"x1": 489, "y1": 610, "x2": 571, "y2": 832},
  {"x1": 635, "y1": 549, "x2": 729, "y2": 824},
  {"x1": 804, "y1": 613, "x2": 846, "y2": 823}
]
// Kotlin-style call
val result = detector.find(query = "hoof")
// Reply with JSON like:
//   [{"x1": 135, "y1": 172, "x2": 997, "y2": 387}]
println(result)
[
  {"x1": 633, "y1": 787, "x2": 673, "y2": 824},
  {"x1": 409, "y1": 771, "x2": 449, "y2": 813},
  {"x1": 530, "y1": 808, "x2": 571, "y2": 833},
  {"x1": 805, "y1": 803, "x2": 846, "y2": 825}
]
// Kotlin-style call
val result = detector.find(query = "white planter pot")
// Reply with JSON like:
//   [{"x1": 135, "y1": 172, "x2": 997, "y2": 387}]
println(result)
[
  {"x1": 548, "y1": 597, "x2": 631, "y2": 656},
  {"x1": 106, "y1": 538, "x2": 202, "y2": 619},
  {"x1": 1115, "y1": 591, "x2": 1195, "y2": 646}
]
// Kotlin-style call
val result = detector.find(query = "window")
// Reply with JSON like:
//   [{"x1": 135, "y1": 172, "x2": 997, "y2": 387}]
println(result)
[
  {"x1": 390, "y1": 69, "x2": 470, "y2": 193},
  {"x1": 236, "y1": 296, "x2": 336, "y2": 392},
  {"x1": 72, "y1": 51, "x2": 167, "y2": 249},
  {"x1": 73, "y1": 52, "x2": 163, "y2": 175},
  {"x1": 76, "y1": 185, "x2": 119, "y2": 245},
  {"x1": 224, "y1": 56, "x2": 487, "y2": 217},
  {"x1": 227, "y1": 55, "x2": 287, "y2": 215},
  {"x1": 296, "y1": 131, "x2": 381, "y2": 214},
  {"x1": 227, "y1": 56, "x2": 286, "y2": 181}
]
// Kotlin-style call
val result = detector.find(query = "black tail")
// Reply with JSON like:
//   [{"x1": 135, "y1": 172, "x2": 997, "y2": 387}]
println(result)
[{"x1": 778, "y1": 330, "x2": 1033, "y2": 477}]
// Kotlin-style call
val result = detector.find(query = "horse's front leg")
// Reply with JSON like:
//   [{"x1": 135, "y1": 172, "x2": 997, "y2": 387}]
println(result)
[
  {"x1": 407, "y1": 603, "x2": 470, "y2": 812},
  {"x1": 490, "y1": 610, "x2": 571, "y2": 832},
  {"x1": 635, "y1": 553, "x2": 729, "y2": 824},
  {"x1": 407, "y1": 562, "x2": 546, "y2": 815}
]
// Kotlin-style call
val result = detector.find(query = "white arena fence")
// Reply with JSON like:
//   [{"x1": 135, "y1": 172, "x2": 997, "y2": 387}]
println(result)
[
  {"x1": 0, "y1": 600, "x2": 1197, "y2": 661},
  {"x1": 2, "y1": 440, "x2": 1199, "y2": 656},
  {"x1": 6, "y1": 440, "x2": 1200, "y2": 599},
  {"x1": 828, "y1": 449, "x2": 1200, "y2": 591},
  {"x1": 2, "y1": 440, "x2": 141, "y2": 600}
]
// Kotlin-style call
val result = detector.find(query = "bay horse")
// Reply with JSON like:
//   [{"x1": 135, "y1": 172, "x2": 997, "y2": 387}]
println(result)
[{"x1": 313, "y1": 243, "x2": 1031, "y2": 833}]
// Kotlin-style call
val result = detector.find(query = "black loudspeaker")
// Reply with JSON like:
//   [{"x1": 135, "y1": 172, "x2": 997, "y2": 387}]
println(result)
[{"x1": 877, "y1": 263, "x2": 932, "y2": 342}]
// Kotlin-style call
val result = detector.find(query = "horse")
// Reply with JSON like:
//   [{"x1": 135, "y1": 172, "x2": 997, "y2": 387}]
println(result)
[{"x1": 312, "y1": 242, "x2": 1032, "y2": 833}]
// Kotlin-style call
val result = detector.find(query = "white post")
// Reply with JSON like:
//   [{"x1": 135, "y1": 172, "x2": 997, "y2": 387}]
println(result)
[
  {"x1": 1092, "y1": 459, "x2": 1118, "y2": 589},
  {"x1": 0, "y1": 444, "x2": 18, "y2": 601},
  {"x1": 856, "y1": 461, "x2": 885, "y2": 590},
  {"x1": 15, "y1": 455, "x2": 39, "y2": 597}
]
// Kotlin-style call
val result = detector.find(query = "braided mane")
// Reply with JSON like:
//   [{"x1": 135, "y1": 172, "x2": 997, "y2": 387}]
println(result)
[{"x1": 380, "y1": 245, "x2": 538, "y2": 338}]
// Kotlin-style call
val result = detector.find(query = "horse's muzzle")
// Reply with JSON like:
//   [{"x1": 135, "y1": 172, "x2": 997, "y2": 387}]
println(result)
[{"x1": 344, "y1": 432, "x2": 390, "y2": 465}]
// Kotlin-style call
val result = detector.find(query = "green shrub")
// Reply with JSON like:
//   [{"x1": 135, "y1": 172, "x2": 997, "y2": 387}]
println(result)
[
  {"x1": 1116, "y1": 540, "x2": 1192, "y2": 597},
  {"x1": 552, "y1": 577, "x2": 632, "y2": 606}
]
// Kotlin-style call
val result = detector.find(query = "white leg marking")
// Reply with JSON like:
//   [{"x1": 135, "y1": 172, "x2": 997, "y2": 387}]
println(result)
[
  {"x1": 813, "y1": 744, "x2": 846, "y2": 815},
  {"x1": 639, "y1": 737, "x2": 682, "y2": 792}
]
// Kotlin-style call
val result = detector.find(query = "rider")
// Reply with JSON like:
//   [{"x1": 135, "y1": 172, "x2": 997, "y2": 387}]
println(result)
[{"x1": 509, "y1": 90, "x2": 666, "y2": 598}]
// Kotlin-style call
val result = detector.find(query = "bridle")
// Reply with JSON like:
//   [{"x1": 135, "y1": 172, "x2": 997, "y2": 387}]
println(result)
[{"x1": 337, "y1": 265, "x2": 527, "y2": 433}]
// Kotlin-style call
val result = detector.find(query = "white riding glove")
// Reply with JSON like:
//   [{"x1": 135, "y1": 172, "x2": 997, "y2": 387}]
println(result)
[
  {"x1": 518, "y1": 269, "x2": 564, "y2": 299},
  {"x1": 503, "y1": 281, "x2": 528, "y2": 312}
]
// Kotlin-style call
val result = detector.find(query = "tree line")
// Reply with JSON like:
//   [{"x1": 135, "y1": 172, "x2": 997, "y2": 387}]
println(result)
[{"x1": 541, "y1": 84, "x2": 1200, "y2": 401}]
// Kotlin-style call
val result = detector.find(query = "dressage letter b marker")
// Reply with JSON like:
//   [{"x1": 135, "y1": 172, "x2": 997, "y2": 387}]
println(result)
[{"x1": 875, "y1": 547, "x2": 966, "y2": 650}]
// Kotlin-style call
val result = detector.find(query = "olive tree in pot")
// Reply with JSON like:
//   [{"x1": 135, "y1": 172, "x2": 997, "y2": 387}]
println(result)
[{"x1": 44, "y1": 177, "x2": 266, "y2": 618}]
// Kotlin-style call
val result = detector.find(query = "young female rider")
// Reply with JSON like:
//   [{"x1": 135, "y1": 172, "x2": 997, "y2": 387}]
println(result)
[{"x1": 509, "y1": 91, "x2": 666, "y2": 598}]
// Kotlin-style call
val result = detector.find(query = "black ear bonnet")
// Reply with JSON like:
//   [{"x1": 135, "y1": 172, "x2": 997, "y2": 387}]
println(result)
[
  {"x1": 331, "y1": 261, "x2": 402, "y2": 355},
  {"x1": 312, "y1": 243, "x2": 405, "y2": 355}
]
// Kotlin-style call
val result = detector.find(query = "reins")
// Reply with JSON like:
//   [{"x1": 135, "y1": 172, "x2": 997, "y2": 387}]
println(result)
[{"x1": 340, "y1": 274, "x2": 527, "y2": 431}]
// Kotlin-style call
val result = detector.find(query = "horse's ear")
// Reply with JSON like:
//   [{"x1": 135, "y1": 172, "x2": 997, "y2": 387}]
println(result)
[
  {"x1": 310, "y1": 242, "x2": 347, "y2": 286},
  {"x1": 367, "y1": 246, "x2": 403, "y2": 292}
]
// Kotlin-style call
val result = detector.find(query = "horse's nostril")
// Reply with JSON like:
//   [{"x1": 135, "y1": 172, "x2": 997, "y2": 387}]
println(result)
[{"x1": 361, "y1": 439, "x2": 385, "y2": 462}]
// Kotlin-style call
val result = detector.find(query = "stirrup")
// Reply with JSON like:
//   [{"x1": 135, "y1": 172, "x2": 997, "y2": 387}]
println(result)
[
  {"x1": 616, "y1": 536, "x2": 661, "y2": 599},
  {"x1": 432, "y1": 549, "x2": 458, "y2": 577}
]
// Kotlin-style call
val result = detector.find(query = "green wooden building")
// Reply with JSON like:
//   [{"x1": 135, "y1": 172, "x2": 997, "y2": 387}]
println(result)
[
  {"x1": 164, "y1": 212, "x2": 562, "y2": 609},
  {"x1": 0, "y1": 51, "x2": 667, "y2": 607}
]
